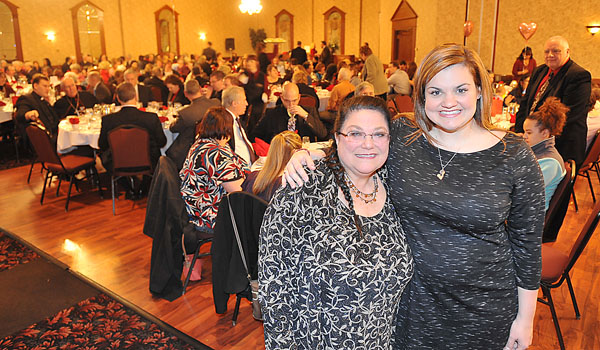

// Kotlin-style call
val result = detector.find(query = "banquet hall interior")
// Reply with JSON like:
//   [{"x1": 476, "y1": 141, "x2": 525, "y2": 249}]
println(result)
[{"x1": 0, "y1": 0, "x2": 599, "y2": 349}]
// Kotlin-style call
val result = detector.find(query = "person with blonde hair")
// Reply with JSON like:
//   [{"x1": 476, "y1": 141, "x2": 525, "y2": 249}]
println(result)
[
  {"x1": 242, "y1": 131, "x2": 301, "y2": 201},
  {"x1": 283, "y1": 43, "x2": 544, "y2": 350},
  {"x1": 523, "y1": 97, "x2": 568, "y2": 210}
]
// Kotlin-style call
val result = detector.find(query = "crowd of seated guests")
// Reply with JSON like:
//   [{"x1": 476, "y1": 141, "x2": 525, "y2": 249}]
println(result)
[{"x1": 3, "y1": 44, "x2": 424, "y2": 247}]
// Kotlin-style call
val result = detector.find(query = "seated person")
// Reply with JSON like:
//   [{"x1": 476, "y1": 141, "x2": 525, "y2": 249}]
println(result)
[
  {"x1": 166, "y1": 79, "x2": 220, "y2": 170},
  {"x1": 586, "y1": 87, "x2": 600, "y2": 149},
  {"x1": 54, "y1": 75, "x2": 98, "y2": 119},
  {"x1": 504, "y1": 74, "x2": 529, "y2": 107},
  {"x1": 98, "y1": 82, "x2": 167, "y2": 197},
  {"x1": 242, "y1": 131, "x2": 301, "y2": 202},
  {"x1": 522, "y1": 97, "x2": 567, "y2": 210},
  {"x1": 321, "y1": 68, "x2": 355, "y2": 123},
  {"x1": 0, "y1": 71, "x2": 15, "y2": 96},
  {"x1": 123, "y1": 68, "x2": 153, "y2": 107},
  {"x1": 292, "y1": 70, "x2": 320, "y2": 111},
  {"x1": 87, "y1": 70, "x2": 113, "y2": 104},
  {"x1": 387, "y1": 61, "x2": 411, "y2": 96},
  {"x1": 180, "y1": 106, "x2": 249, "y2": 235},
  {"x1": 165, "y1": 74, "x2": 190, "y2": 106},
  {"x1": 251, "y1": 82, "x2": 327, "y2": 143},
  {"x1": 343, "y1": 81, "x2": 377, "y2": 102},
  {"x1": 15, "y1": 74, "x2": 61, "y2": 136}
]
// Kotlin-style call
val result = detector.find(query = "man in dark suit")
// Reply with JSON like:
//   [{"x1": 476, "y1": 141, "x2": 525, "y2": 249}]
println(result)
[
  {"x1": 87, "y1": 70, "x2": 113, "y2": 104},
  {"x1": 15, "y1": 74, "x2": 61, "y2": 136},
  {"x1": 124, "y1": 69, "x2": 153, "y2": 107},
  {"x1": 320, "y1": 41, "x2": 333, "y2": 67},
  {"x1": 144, "y1": 67, "x2": 169, "y2": 105},
  {"x1": 515, "y1": 36, "x2": 591, "y2": 166},
  {"x1": 54, "y1": 75, "x2": 98, "y2": 119},
  {"x1": 98, "y1": 83, "x2": 167, "y2": 196},
  {"x1": 291, "y1": 41, "x2": 308, "y2": 65},
  {"x1": 251, "y1": 82, "x2": 327, "y2": 143},
  {"x1": 166, "y1": 80, "x2": 220, "y2": 169}
]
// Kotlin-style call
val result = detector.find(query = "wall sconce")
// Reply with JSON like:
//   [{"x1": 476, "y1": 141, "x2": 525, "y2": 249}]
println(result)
[
  {"x1": 45, "y1": 31, "x2": 56, "y2": 41},
  {"x1": 587, "y1": 25, "x2": 600, "y2": 35},
  {"x1": 199, "y1": 32, "x2": 206, "y2": 40}
]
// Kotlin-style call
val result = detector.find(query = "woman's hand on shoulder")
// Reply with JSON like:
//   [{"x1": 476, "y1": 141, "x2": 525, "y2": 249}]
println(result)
[{"x1": 281, "y1": 149, "x2": 325, "y2": 188}]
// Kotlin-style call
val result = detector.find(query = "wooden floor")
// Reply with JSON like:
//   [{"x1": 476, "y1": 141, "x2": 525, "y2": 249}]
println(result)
[{"x1": 0, "y1": 162, "x2": 598, "y2": 350}]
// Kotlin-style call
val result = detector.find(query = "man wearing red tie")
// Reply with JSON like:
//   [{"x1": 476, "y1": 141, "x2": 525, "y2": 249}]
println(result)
[{"x1": 515, "y1": 36, "x2": 591, "y2": 166}]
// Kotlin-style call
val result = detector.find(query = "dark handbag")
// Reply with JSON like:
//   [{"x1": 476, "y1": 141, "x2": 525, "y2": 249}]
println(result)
[{"x1": 228, "y1": 200, "x2": 263, "y2": 321}]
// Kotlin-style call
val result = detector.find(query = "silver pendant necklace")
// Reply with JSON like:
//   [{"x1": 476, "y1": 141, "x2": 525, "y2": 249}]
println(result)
[{"x1": 436, "y1": 147, "x2": 458, "y2": 180}]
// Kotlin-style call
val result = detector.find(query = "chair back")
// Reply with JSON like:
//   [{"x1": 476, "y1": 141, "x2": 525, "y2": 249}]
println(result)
[
  {"x1": 394, "y1": 95, "x2": 414, "y2": 113},
  {"x1": 387, "y1": 98, "x2": 399, "y2": 116},
  {"x1": 543, "y1": 159, "x2": 576, "y2": 242},
  {"x1": 25, "y1": 124, "x2": 62, "y2": 167},
  {"x1": 107, "y1": 124, "x2": 152, "y2": 176},
  {"x1": 150, "y1": 86, "x2": 163, "y2": 103},
  {"x1": 580, "y1": 130, "x2": 600, "y2": 172},
  {"x1": 563, "y1": 201, "x2": 600, "y2": 275},
  {"x1": 299, "y1": 94, "x2": 317, "y2": 109}
]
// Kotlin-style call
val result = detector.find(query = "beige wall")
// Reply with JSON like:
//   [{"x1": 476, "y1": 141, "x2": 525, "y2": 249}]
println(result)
[
  {"x1": 376, "y1": 0, "x2": 600, "y2": 78},
  {"x1": 6, "y1": 0, "x2": 600, "y2": 78}
]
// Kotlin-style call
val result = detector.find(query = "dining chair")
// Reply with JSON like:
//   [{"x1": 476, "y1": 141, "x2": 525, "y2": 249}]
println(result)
[
  {"x1": 572, "y1": 130, "x2": 600, "y2": 211},
  {"x1": 211, "y1": 191, "x2": 268, "y2": 326},
  {"x1": 386, "y1": 98, "x2": 399, "y2": 117},
  {"x1": 543, "y1": 159, "x2": 576, "y2": 243},
  {"x1": 25, "y1": 123, "x2": 100, "y2": 211},
  {"x1": 150, "y1": 86, "x2": 164, "y2": 104},
  {"x1": 107, "y1": 124, "x2": 153, "y2": 215},
  {"x1": 299, "y1": 94, "x2": 318, "y2": 109},
  {"x1": 393, "y1": 94, "x2": 414, "y2": 113},
  {"x1": 538, "y1": 200, "x2": 600, "y2": 350}
]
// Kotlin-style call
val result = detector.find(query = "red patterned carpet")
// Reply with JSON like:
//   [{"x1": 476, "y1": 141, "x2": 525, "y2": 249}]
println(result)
[{"x1": 0, "y1": 230, "x2": 209, "y2": 349}]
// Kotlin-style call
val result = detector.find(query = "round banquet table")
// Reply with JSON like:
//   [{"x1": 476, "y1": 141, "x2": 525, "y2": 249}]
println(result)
[
  {"x1": 57, "y1": 118, "x2": 176, "y2": 155},
  {"x1": 0, "y1": 103, "x2": 13, "y2": 124}
]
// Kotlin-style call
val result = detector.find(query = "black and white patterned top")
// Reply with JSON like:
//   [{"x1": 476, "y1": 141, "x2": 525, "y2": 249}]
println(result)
[
  {"x1": 259, "y1": 161, "x2": 413, "y2": 350},
  {"x1": 389, "y1": 120, "x2": 545, "y2": 349}
]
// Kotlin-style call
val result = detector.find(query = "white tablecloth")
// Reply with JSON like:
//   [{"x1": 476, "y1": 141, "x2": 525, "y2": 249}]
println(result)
[
  {"x1": 0, "y1": 103, "x2": 13, "y2": 124},
  {"x1": 57, "y1": 119, "x2": 177, "y2": 155}
]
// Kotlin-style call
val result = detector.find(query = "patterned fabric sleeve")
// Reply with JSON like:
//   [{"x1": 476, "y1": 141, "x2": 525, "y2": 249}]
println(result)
[
  {"x1": 208, "y1": 146, "x2": 248, "y2": 183},
  {"x1": 507, "y1": 141, "x2": 545, "y2": 290},
  {"x1": 259, "y1": 181, "x2": 307, "y2": 349}
]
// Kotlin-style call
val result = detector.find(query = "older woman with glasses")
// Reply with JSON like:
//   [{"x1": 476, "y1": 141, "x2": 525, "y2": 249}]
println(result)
[{"x1": 259, "y1": 96, "x2": 413, "y2": 349}]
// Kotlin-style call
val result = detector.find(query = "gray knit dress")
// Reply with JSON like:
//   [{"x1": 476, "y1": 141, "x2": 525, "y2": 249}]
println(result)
[{"x1": 388, "y1": 119, "x2": 545, "y2": 349}]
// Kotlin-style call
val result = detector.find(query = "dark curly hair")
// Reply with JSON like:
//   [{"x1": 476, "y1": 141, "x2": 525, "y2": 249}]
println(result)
[
  {"x1": 324, "y1": 96, "x2": 391, "y2": 237},
  {"x1": 526, "y1": 97, "x2": 568, "y2": 136}
]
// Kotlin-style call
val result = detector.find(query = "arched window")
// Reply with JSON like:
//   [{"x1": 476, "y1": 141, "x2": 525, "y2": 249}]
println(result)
[
  {"x1": 71, "y1": 0, "x2": 106, "y2": 63},
  {"x1": 155, "y1": 5, "x2": 180, "y2": 56},
  {"x1": 0, "y1": 0, "x2": 23, "y2": 60},
  {"x1": 275, "y1": 10, "x2": 293, "y2": 54},
  {"x1": 323, "y1": 6, "x2": 345, "y2": 55}
]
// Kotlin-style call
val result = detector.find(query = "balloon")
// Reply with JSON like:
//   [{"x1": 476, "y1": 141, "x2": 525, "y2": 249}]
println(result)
[
  {"x1": 519, "y1": 22, "x2": 537, "y2": 41},
  {"x1": 464, "y1": 21, "x2": 474, "y2": 37}
]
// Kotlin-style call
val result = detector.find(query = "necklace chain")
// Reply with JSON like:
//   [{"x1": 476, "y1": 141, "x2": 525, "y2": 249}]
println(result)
[
  {"x1": 344, "y1": 173, "x2": 378, "y2": 204},
  {"x1": 436, "y1": 147, "x2": 458, "y2": 180}
]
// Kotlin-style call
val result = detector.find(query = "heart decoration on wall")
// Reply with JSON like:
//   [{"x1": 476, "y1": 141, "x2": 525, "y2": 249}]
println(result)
[
  {"x1": 464, "y1": 20, "x2": 474, "y2": 37},
  {"x1": 519, "y1": 22, "x2": 537, "y2": 41}
]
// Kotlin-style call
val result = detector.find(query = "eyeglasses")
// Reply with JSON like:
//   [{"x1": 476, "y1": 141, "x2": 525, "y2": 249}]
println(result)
[{"x1": 337, "y1": 131, "x2": 390, "y2": 143}]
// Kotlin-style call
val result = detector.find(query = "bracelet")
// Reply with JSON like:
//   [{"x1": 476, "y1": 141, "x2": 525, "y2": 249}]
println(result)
[{"x1": 294, "y1": 148, "x2": 310, "y2": 156}]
